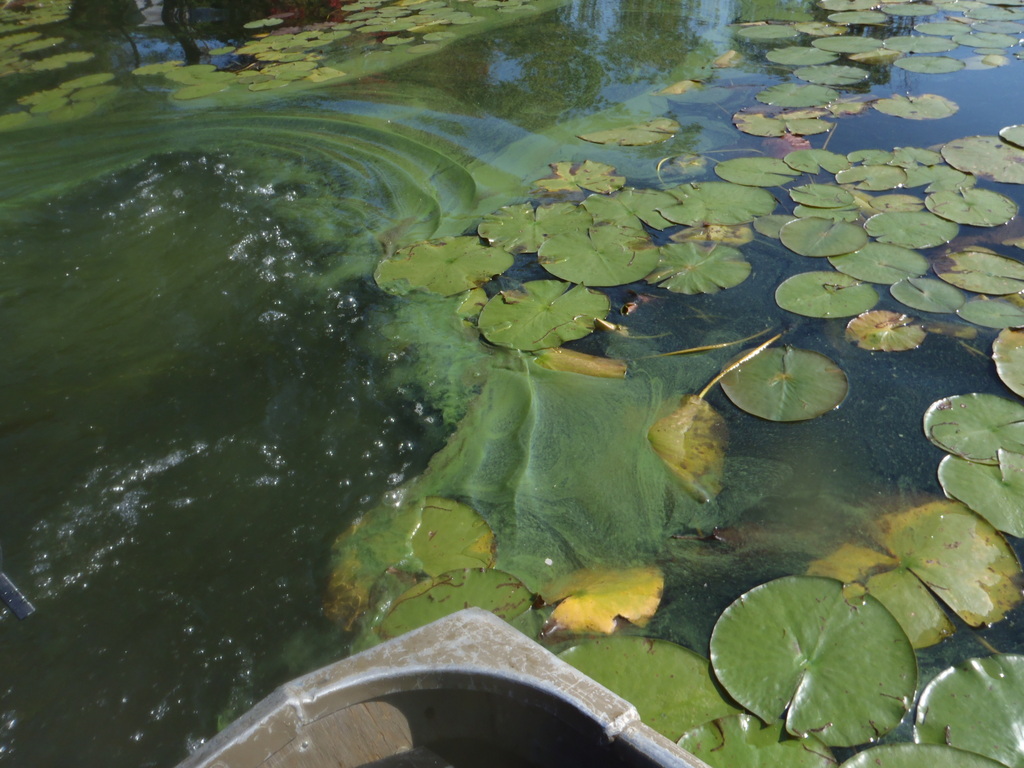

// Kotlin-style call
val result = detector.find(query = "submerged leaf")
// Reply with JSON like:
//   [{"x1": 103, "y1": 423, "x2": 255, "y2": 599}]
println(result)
[
  {"x1": 542, "y1": 566, "x2": 663, "y2": 634},
  {"x1": 411, "y1": 497, "x2": 495, "y2": 576},
  {"x1": 709, "y1": 575, "x2": 917, "y2": 747},
  {"x1": 648, "y1": 395, "x2": 727, "y2": 502},
  {"x1": 477, "y1": 280, "x2": 610, "y2": 351},
  {"x1": 533, "y1": 347, "x2": 627, "y2": 378}
]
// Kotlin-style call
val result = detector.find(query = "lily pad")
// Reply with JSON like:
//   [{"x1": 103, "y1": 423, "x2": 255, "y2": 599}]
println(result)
[
  {"x1": 560, "y1": 637, "x2": 742, "y2": 741},
  {"x1": 957, "y1": 297, "x2": 1024, "y2": 327},
  {"x1": 646, "y1": 243, "x2": 751, "y2": 294},
  {"x1": 709, "y1": 575, "x2": 916, "y2": 747},
  {"x1": 714, "y1": 156, "x2": 800, "y2": 186},
  {"x1": 993, "y1": 327, "x2": 1024, "y2": 397},
  {"x1": 924, "y1": 392, "x2": 1024, "y2": 463},
  {"x1": 720, "y1": 346, "x2": 849, "y2": 421},
  {"x1": 733, "y1": 110, "x2": 833, "y2": 137},
  {"x1": 478, "y1": 203, "x2": 546, "y2": 253},
  {"x1": 679, "y1": 715, "x2": 835, "y2": 768},
  {"x1": 841, "y1": 744, "x2": 1008, "y2": 768},
  {"x1": 874, "y1": 93, "x2": 958, "y2": 119},
  {"x1": 533, "y1": 348, "x2": 627, "y2": 378},
  {"x1": 755, "y1": 83, "x2": 839, "y2": 107},
  {"x1": 583, "y1": 189, "x2": 677, "y2": 229},
  {"x1": 780, "y1": 217, "x2": 868, "y2": 257},
  {"x1": 942, "y1": 135, "x2": 1024, "y2": 183},
  {"x1": 830, "y1": 10, "x2": 889, "y2": 23},
  {"x1": 926, "y1": 188, "x2": 1017, "y2": 226},
  {"x1": 661, "y1": 182, "x2": 778, "y2": 226},
  {"x1": 784, "y1": 148, "x2": 851, "y2": 174},
  {"x1": 916, "y1": 655, "x2": 1024, "y2": 768},
  {"x1": 648, "y1": 395, "x2": 727, "y2": 502},
  {"x1": 883, "y1": 35, "x2": 958, "y2": 53},
  {"x1": 999, "y1": 123, "x2": 1024, "y2": 148},
  {"x1": 377, "y1": 568, "x2": 532, "y2": 639},
  {"x1": 835, "y1": 164, "x2": 908, "y2": 190},
  {"x1": 864, "y1": 211, "x2": 959, "y2": 248},
  {"x1": 542, "y1": 566, "x2": 663, "y2": 634},
  {"x1": 939, "y1": 450, "x2": 1024, "y2": 536},
  {"x1": 538, "y1": 222, "x2": 659, "y2": 287},
  {"x1": 736, "y1": 23, "x2": 800, "y2": 40},
  {"x1": 829, "y1": 243, "x2": 929, "y2": 283},
  {"x1": 477, "y1": 281, "x2": 610, "y2": 351},
  {"x1": 577, "y1": 117, "x2": 681, "y2": 146},
  {"x1": 411, "y1": 497, "x2": 495, "y2": 576},
  {"x1": 775, "y1": 271, "x2": 879, "y2": 318},
  {"x1": 533, "y1": 160, "x2": 626, "y2": 195},
  {"x1": 813, "y1": 35, "x2": 884, "y2": 53},
  {"x1": 766, "y1": 46, "x2": 839, "y2": 65},
  {"x1": 793, "y1": 63, "x2": 869, "y2": 84},
  {"x1": 846, "y1": 310, "x2": 926, "y2": 351},
  {"x1": 375, "y1": 236, "x2": 513, "y2": 296},
  {"x1": 790, "y1": 183, "x2": 855, "y2": 208},
  {"x1": 894, "y1": 55, "x2": 965, "y2": 73},
  {"x1": 890, "y1": 276, "x2": 965, "y2": 312},
  {"x1": 934, "y1": 249, "x2": 1024, "y2": 293}
]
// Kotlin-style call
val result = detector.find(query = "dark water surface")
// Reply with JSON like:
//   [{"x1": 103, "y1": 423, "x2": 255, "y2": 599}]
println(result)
[{"x1": 1, "y1": 0, "x2": 1023, "y2": 764}]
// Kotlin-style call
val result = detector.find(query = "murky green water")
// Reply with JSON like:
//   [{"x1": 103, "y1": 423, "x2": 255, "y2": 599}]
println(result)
[{"x1": 2, "y1": 0, "x2": 1024, "y2": 764}]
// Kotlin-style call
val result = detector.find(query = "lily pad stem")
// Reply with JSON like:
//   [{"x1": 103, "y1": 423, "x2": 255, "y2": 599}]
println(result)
[{"x1": 697, "y1": 331, "x2": 782, "y2": 400}]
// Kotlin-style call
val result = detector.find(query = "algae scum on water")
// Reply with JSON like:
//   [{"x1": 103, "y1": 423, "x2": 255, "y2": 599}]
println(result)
[{"x1": 7, "y1": 0, "x2": 1024, "y2": 764}]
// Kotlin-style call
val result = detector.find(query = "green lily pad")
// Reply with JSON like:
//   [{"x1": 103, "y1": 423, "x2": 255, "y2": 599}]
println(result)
[
  {"x1": 538, "y1": 222, "x2": 659, "y2": 287},
  {"x1": 720, "y1": 346, "x2": 849, "y2": 421},
  {"x1": 830, "y1": 10, "x2": 889, "y2": 23},
  {"x1": 883, "y1": 2, "x2": 939, "y2": 15},
  {"x1": 709, "y1": 575, "x2": 916, "y2": 747},
  {"x1": 939, "y1": 450, "x2": 1024, "y2": 537},
  {"x1": 813, "y1": 35, "x2": 884, "y2": 53},
  {"x1": 776, "y1": 271, "x2": 878, "y2": 317},
  {"x1": 846, "y1": 310, "x2": 926, "y2": 351},
  {"x1": 790, "y1": 184, "x2": 855, "y2": 208},
  {"x1": 924, "y1": 393, "x2": 1024, "y2": 463},
  {"x1": 999, "y1": 123, "x2": 1024, "y2": 148},
  {"x1": 874, "y1": 93, "x2": 958, "y2": 119},
  {"x1": 411, "y1": 497, "x2": 495, "y2": 575},
  {"x1": 953, "y1": 29, "x2": 1019, "y2": 47},
  {"x1": 645, "y1": 243, "x2": 751, "y2": 294},
  {"x1": 894, "y1": 55, "x2": 965, "y2": 73},
  {"x1": 377, "y1": 568, "x2": 532, "y2": 640},
  {"x1": 864, "y1": 211, "x2": 959, "y2": 248},
  {"x1": 867, "y1": 193, "x2": 925, "y2": 213},
  {"x1": 841, "y1": 744, "x2": 1008, "y2": 768},
  {"x1": 957, "y1": 297, "x2": 1024, "y2": 327},
  {"x1": 934, "y1": 249, "x2": 1024, "y2": 293},
  {"x1": 714, "y1": 156, "x2": 800, "y2": 186},
  {"x1": 784, "y1": 148, "x2": 851, "y2": 174},
  {"x1": 755, "y1": 83, "x2": 839, "y2": 107},
  {"x1": 679, "y1": 714, "x2": 835, "y2": 768},
  {"x1": 835, "y1": 164, "x2": 908, "y2": 190},
  {"x1": 829, "y1": 243, "x2": 929, "y2": 283},
  {"x1": 917, "y1": 655, "x2": 1024, "y2": 768},
  {"x1": 660, "y1": 182, "x2": 778, "y2": 226},
  {"x1": 793, "y1": 63, "x2": 869, "y2": 84},
  {"x1": 883, "y1": 35, "x2": 959, "y2": 53},
  {"x1": 375, "y1": 236, "x2": 513, "y2": 296},
  {"x1": 916, "y1": 20, "x2": 970, "y2": 35},
  {"x1": 477, "y1": 203, "x2": 545, "y2": 253},
  {"x1": 820, "y1": 0, "x2": 878, "y2": 10},
  {"x1": 560, "y1": 637, "x2": 742, "y2": 741},
  {"x1": 583, "y1": 189, "x2": 678, "y2": 230},
  {"x1": 577, "y1": 117, "x2": 681, "y2": 146},
  {"x1": 766, "y1": 46, "x2": 839, "y2": 65},
  {"x1": 794, "y1": 21, "x2": 847, "y2": 36},
  {"x1": 780, "y1": 217, "x2": 868, "y2": 257},
  {"x1": 890, "y1": 276, "x2": 965, "y2": 312},
  {"x1": 243, "y1": 17, "x2": 285, "y2": 28},
  {"x1": 754, "y1": 214, "x2": 797, "y2": 238},
  {"x1": 993, "y1": 327, "x2": 1024, "y2": 398},
  {"x1": 926, "y1": 188, "x2": 1017, "y2": 226},
  {"x1": 793, "y1": 205, "x2": 860, "y2": 222},
  {"x1": 533, "y1": 160, "x2": 626, "y2": 195},
  {"x1": 477, "y1": 281, "x2": 609, "y2": 351},
  {"x1": 890, "y1": 145, "x2": 945, "y2": 166},
  {"x1": 736, "y1": 23, "x2": 800, "y2": 40},
  {"x1": 733, "y1": 110, "x2": 833, "y2": 137},
  {"x1": 173, "y1": 81, "x2": 231, "y2": 100},
  {"x1": 942, "y1": 135, "x2": 1024, "y2": 183}
]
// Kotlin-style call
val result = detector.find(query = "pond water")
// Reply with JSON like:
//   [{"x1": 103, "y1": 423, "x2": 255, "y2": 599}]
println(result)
[{"x1": 3, "y1": 0, "x2": 1024, "y2": 764}]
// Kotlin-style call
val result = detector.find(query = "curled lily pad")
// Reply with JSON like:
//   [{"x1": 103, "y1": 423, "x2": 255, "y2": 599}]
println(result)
[
  {"x1": 478, "y1": 281, "x2": 610, "y2": 351},
  {"x1": 999, "y1": 123, "x2": 1024, "y2": 148},
  {"x1": 756, "y1": 83, "x2": 839, "y2": 106},
  {"x1": 829, "y1": 243, "x2": 928, "y2": 283},
  {"x1": 874, "y1": 93, "x2": 959, "y2": 120},
  {"x1": 924, "y1": 393, "x2": 1024, "y2": 463},
  {"x1": 939, "y1": 450, "x2": 1024, "y2": 537},
  {"x1": 846, "y1": 310, "x2": 925, "y2": 351},
  {"x1": 542, "y1": 566, "x2": 663, "y2": 634},
  {"x1": 864, "y1": 211, "x2": 959, "y2": 248},
  {"x1": 925, "y1": 188, "x2": 1017, "y2": 226},
  {"x1": 934, "y1": 249, "x2": 1024, "y2": 293},
  {"x1": 942, "y1": 135, "x2": 1024, "y2": 184},
  {"x1": 841, "y1": 744, "x2": 1007, "y2": 768},
  {"x1": 720, "y1": 346, "x2": 848, "y2": 421},
  {"x1": 715, "y1": 156, "x2": 800, "y2": 186},
  {"x1": 793, "y1": 63, "x2": 869, "y2": 85},
  {"x1": 776, "y1": 271, "x2": 878, "y2": 318},
  {"x1": 648, "y1": 395, "x2": 727, "y2": 502},
  {"x1": 538, "y1": 222, "x2": 659, "y2": 287},
  {"x1": 709, "y1": 575, "x2": 916, "y2": 747},
  {"x1": 957, "y1": 297, "x2": 1024, "y2": 327},
  {"x1": 577, "y1": 117, "x2": 681, "y2": 146},
  {"x1": 646, "y1": 243, "x2": 751, "y2": 295},
  {"x1": 560, "y1": 637, "x2": 742, "y2": 741},
  {"x1": 993, "y1": 327, "x2": 1024, "y2": 397},
  {"x1": 894, "y1": 55, "x2": 965, "y2": 73},
  {"x1": 679, "y1": 715, "x2": 835, "y2": 768},
  {"x1": 377, "y1": 568, "x2": 532, "y2": 640},
  {"x1": 780, "y1": 217, "x2": 868, "y2": 257},
  {"x1": 533, "y1": 160, "x2": 626, "y2": 195},
  {"x1": 375, "y1": 236, "x2": 513, "y2": 296},
  {"x1": 890, "y1": 277, "x2": 965, "y2": 312},
  {"x1": 916, "y1": 655, "x2": 1024, "y2": 768}
]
